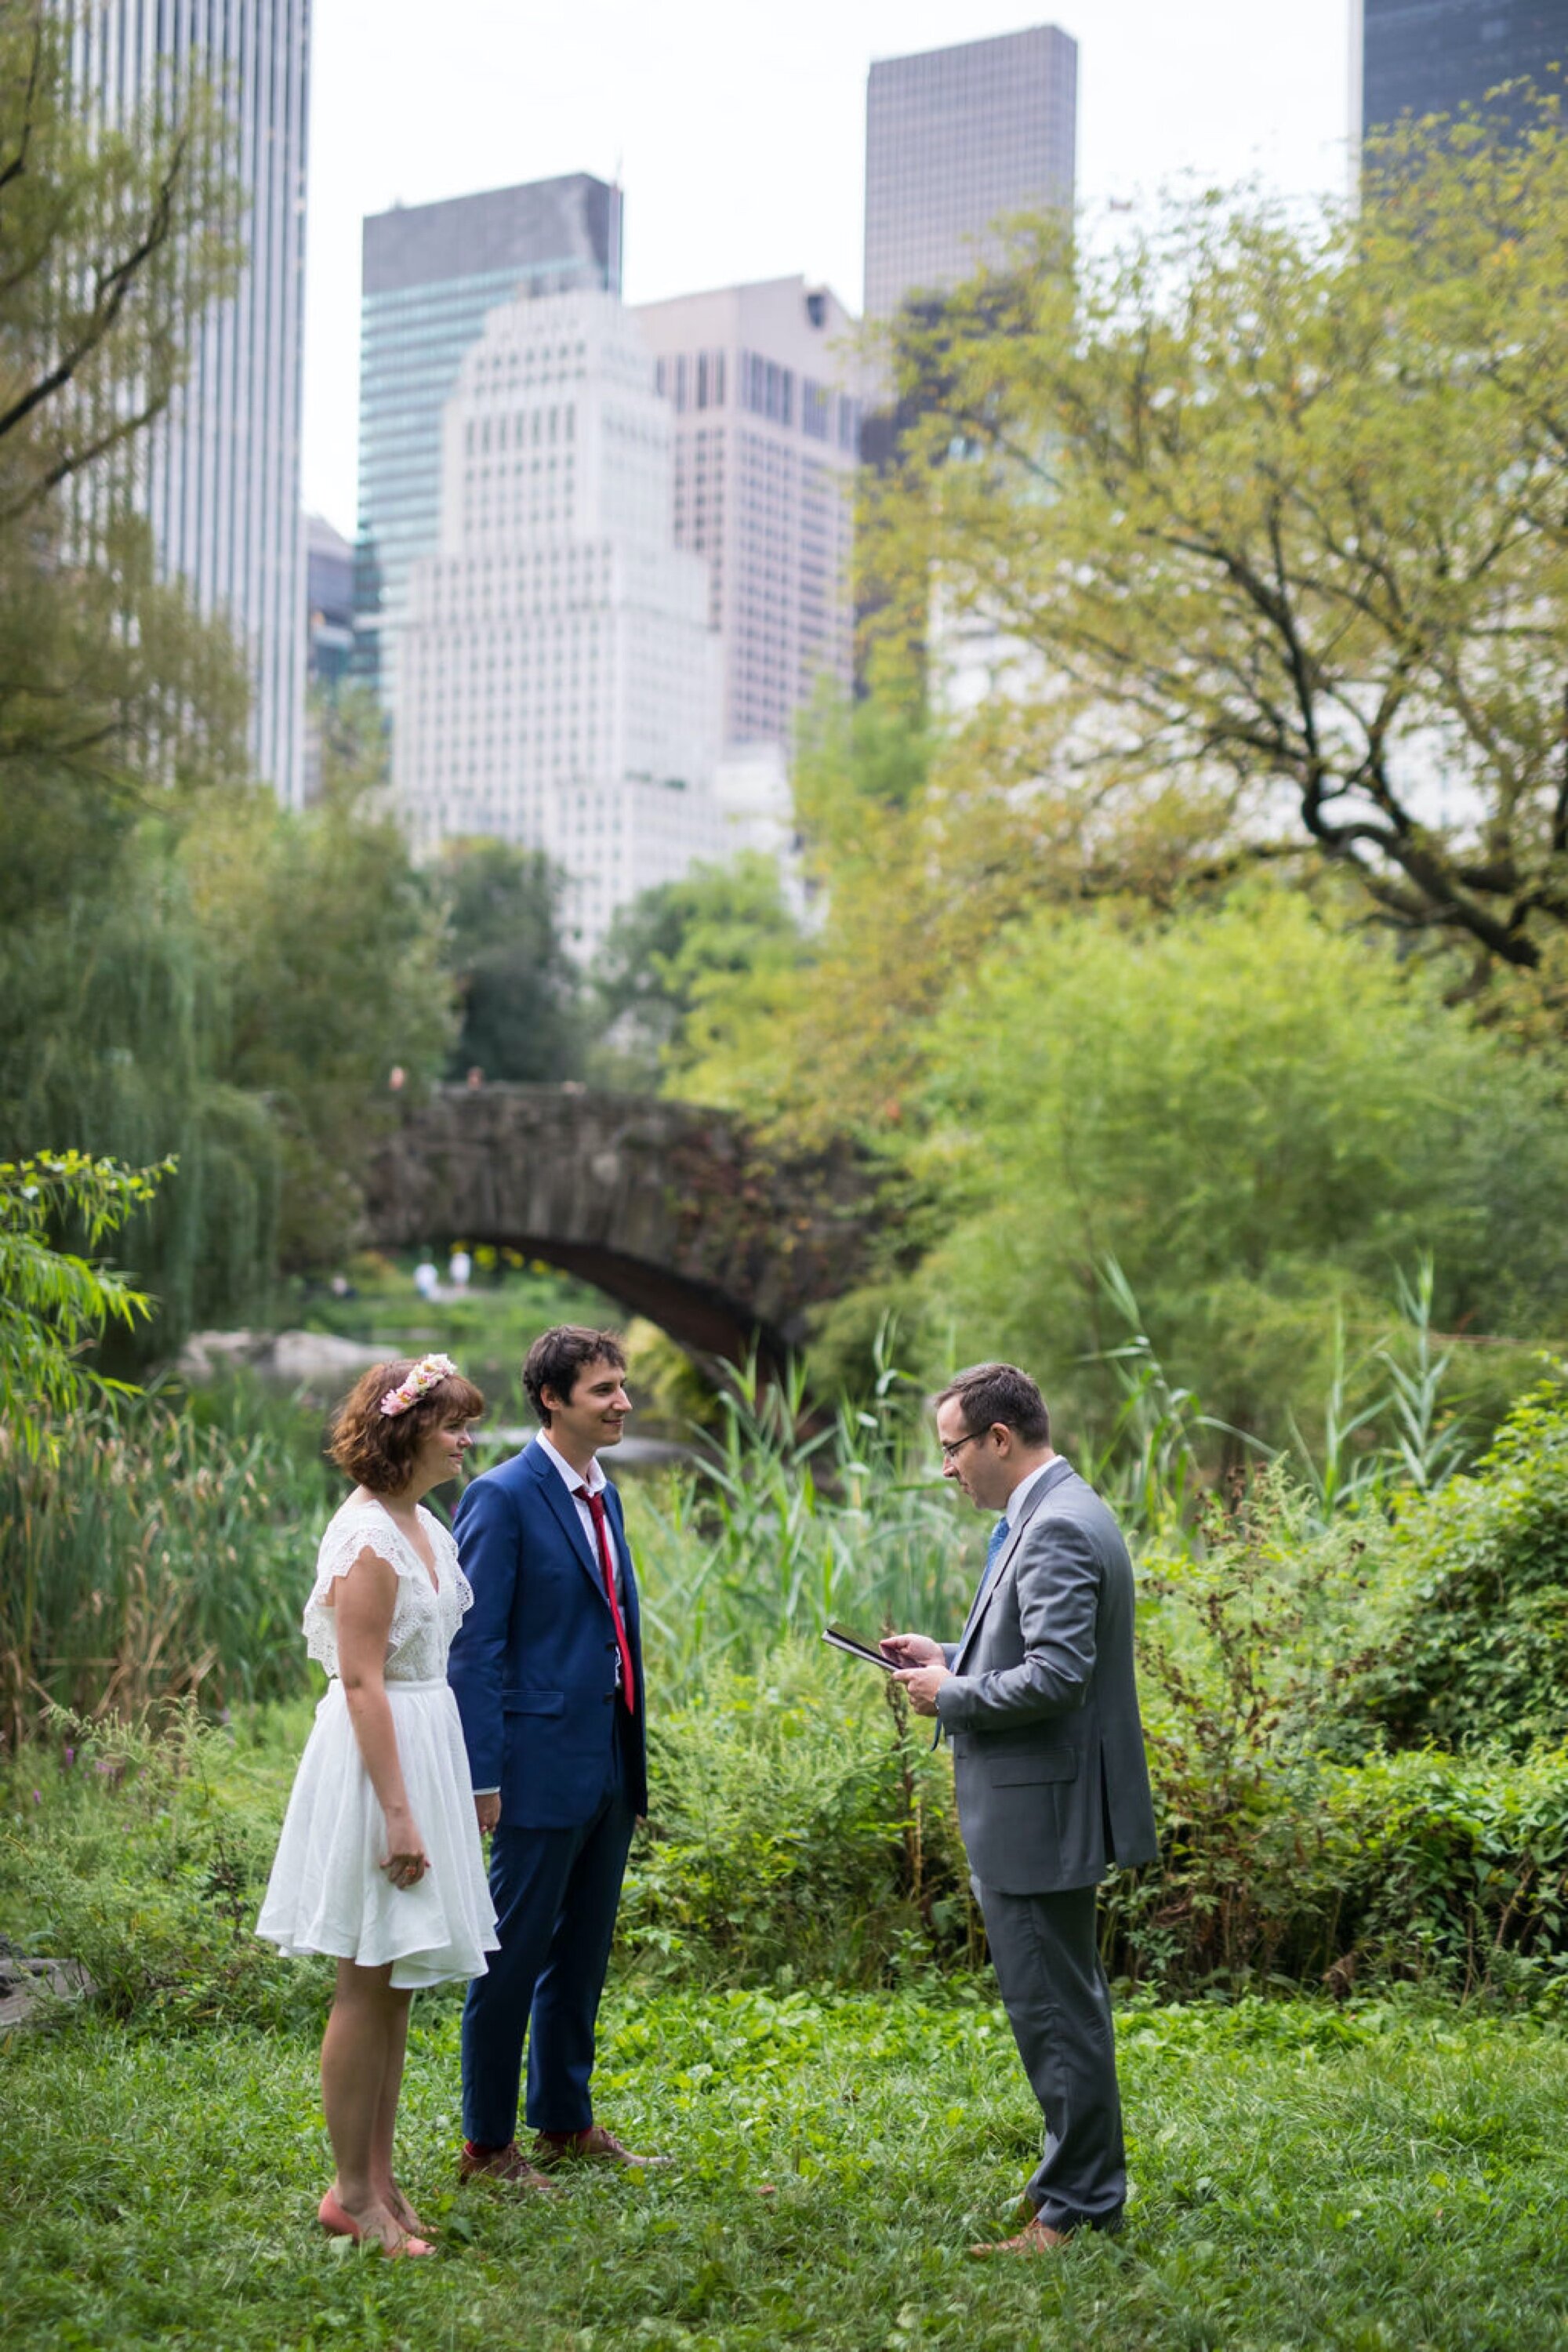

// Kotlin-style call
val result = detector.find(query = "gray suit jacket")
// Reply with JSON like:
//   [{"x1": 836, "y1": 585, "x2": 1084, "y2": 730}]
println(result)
[{"x1": 935, "y1": 1457, "x2": 1159, "y2": 1895}]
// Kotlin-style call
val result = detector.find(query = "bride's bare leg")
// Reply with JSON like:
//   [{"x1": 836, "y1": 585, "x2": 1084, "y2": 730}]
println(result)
[
  {"x1": 371, "y1": 1986, "x2": 420, "y2": 2230},
  {"x1": 321, "y1": 1959, "x2": 406, "y2": 2248}
]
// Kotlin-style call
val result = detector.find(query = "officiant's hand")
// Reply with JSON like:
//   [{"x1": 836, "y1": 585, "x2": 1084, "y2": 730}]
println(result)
[
  {"x1": 892, "y1": 1663, "x2": 950, "y2": 1717},
  {"x1": 474, "y1": 1792, "x2": 500, "y2": 1834},
  {"x1": 881, "y1": 1632, "x2": 944, "y2": 1668}
]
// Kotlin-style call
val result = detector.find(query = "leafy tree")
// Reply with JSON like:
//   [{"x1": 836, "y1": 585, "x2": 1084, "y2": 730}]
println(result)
[
  {"x1": 440, "y1": 838, "x2": 584, "y2": 1085},
  {"x1": 592, "y1": 852, "x2": 805, "y2": 1091},
  {"x1": 0, "y1": 869, "x2": 281, "y2": 1349},
  {"x1": 863, "y1": 95, "x2": 1568, "y2": 996},
  {"x1": 0, "y1": 18, "x2": 445, "y2": 1327},
  {"x1": 674, "y1": 700, "x2": 1007, "y2": 1138},
  {"x1": 0, "y1": 2, "x2": 248, "y2": 801},
  {"x1": 177, "y1": 706, "x2": 455, "y2": 1267},
  {"x1": 0, "y1": 1151, "x2": 168, "y2": 1455},
  {"x1": 906, "y1": 888, "x2": 1568, "y2": 1444}
]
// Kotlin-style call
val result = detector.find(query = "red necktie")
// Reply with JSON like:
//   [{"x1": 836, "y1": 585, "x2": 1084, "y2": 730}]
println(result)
[{"x1": 576, "y1": 1484, "x2": 636, "y2": 1714}]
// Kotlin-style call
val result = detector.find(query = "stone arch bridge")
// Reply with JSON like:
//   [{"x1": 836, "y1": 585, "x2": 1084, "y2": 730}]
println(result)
[{"x1": 364, "y1": 1085, "x2": 873, "y2": 1366}]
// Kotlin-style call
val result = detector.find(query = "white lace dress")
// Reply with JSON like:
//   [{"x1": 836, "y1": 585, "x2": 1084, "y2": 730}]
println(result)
[{"x1": 256, "y1": 1496, "x2": 499, "y2": 1988}]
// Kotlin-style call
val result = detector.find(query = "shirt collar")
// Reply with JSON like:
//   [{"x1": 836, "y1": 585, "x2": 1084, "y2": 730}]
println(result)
[
  {"x1": 537, "y1": 1428, "x2": 605, "y2": 1497},
  {"x1": 1004, "y1": 1456, "x2": 1058, "y2": 1527}
]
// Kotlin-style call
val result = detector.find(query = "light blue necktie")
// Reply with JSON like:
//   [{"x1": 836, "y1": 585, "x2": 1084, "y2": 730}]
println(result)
[{"x1": 975, "y1": 1512, "x2": 1012, "y2": 1613}]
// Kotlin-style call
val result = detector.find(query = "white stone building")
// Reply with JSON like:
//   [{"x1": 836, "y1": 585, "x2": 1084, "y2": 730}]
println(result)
[
  {"x1": 394, "y1": 289, "x2": 724, "y2": 953},
  {"x1": 632, "y1": 278, "x2": 858, "y2": 764}
]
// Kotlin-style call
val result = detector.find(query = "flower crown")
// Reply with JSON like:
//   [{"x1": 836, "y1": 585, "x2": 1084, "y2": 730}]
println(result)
[{"x1": 379, "y1": 1353, "x2": 459, "y2": 1419}]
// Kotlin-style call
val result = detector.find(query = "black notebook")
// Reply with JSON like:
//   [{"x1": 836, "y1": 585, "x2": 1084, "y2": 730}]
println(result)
[{"x1": 822, "y1": 1621, "x2": 894, "y2": 1672}]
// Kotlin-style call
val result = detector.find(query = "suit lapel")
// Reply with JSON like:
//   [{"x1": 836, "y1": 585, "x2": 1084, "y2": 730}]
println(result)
[
  {"x1": 955, "y1": 1459, "x2": 1074, "y2": 1670},
  {"x1": 525, "y1": 1441, "x2": 609, "y2": 1606}
]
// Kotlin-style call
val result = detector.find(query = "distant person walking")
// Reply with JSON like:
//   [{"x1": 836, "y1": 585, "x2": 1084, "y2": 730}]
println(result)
[
  {"x1": 412, "y1": 1257, "x2": 440, "y2": 1302},
  {"x1": 258, "y1": 1354, "x2": 497, "y2": 2255},
  {"x1": 448, "y1": 1247, "x2": 472, "y2": 1291},
  {"x1": 883, "y1": 1362, "x2": 1157, "y2": 2255}
]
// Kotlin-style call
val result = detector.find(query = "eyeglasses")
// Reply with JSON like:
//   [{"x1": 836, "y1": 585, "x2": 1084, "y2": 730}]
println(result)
[{"x1": 938, "y1": 1429, "x2": 986, "y2": 1463}]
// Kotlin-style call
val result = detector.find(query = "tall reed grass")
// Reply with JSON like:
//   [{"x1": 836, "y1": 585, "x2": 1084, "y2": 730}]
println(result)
[
  {"x1": 0, "y1": 1388, "x2": 333, "y2": 1748},
  {"x1": 628, "y1": 1348, "x2": 979, "y2": 1698},
  {"x1": 1, "y1": 1265, "x2": 1480, "y2": 1745}
]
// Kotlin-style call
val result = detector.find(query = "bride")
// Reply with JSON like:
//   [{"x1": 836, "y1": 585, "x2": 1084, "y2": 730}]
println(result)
[{"x1": 258, "y1": 1353, "x2": 498, "y2": 2255}]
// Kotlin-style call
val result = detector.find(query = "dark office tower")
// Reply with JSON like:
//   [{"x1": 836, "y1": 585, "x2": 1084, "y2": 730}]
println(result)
[
  {"x1": 1356, "y1": 1, "x2": 1568, "y2": 140},
  {"x1": 70, "y1": 0, "x2": 310, "y2": 803},
  {"x1": 863, "y1": 24, "x2": 1077, "y2": 325},
  {"x1": 355, "y1": 174, "x2": 622, "y2": 705}
]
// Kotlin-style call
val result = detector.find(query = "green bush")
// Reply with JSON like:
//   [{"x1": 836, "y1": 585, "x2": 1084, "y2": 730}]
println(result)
[
  {"x1": 619, "y1": 1642, "x2": 974, "y2": 1987},
  {"x1": 1342, "y1": 1381, "x2": 1568, "y2": 1754},
  {"x1": 0, "y1": 1704, "x2": 327, "y2": 2033},
  {"x1": 1102, "y1": 1738, "x2": 1568, "y2": 2005},
  {"x1": 1327, "y1": 1744, "x2": 1568, "y2": 2000},
  {"x1": 9, "y1": 1664, "x2": 1568, "y2": 2025}
]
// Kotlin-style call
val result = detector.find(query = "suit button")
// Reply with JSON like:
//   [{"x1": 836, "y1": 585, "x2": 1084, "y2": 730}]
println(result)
[{"x1": 602, "y1": 1692, "x2": 612, "y2": 1704}]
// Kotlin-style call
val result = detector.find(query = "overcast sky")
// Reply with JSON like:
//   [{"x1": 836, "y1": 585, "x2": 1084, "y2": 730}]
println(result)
[{"x1": 302, "y1": 1, "x2": 1353, "y2": 532}]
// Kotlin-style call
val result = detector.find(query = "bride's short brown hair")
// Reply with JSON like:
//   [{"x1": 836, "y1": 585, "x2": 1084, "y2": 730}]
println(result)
[{"x1": 328, "y1": 1358, "x2": 485, "y2": 1492}]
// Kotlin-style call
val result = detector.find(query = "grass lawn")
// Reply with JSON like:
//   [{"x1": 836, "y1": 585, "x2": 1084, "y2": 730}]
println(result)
[{"x1": 3, "y1": 1985, "x2": 1567, "y2": 2350}]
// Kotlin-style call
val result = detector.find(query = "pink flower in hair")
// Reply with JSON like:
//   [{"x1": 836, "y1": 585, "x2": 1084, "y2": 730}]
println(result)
[{"x1": 379, "y1": 1352, "x2": 460, "y2": 1418}]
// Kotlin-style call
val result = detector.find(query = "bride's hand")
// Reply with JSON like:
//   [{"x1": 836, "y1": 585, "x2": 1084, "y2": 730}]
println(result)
[{"x1": 381, "y1": 1808, "x2": 430, "y2": 1889}]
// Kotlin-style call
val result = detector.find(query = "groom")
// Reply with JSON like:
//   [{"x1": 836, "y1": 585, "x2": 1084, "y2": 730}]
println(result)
[
  {"x1": 448, "y1": 1325, "x2": 659, "y2": 2187},
  {"x1": 884, "y1": 1362, "x2": 1158, "y2": 2253}
]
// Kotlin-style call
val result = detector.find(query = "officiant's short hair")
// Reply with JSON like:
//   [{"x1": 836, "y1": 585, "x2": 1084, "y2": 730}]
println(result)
[
  {"x1": 934, "y1": 1363, "x2": 1051, "y2": 1447},
  {"x1": 524, "y1": 1325, "x2": 627, "y2": 1426}
]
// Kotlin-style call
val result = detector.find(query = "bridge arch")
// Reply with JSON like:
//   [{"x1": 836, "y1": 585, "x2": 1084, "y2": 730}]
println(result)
[{"x1": 363, "y1": 1085, "x2": 872, "y2": 1367}]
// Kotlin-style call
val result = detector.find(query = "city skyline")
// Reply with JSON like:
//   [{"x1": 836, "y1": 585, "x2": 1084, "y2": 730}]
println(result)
[
  {"x1": 73, "y1": 0, "x2": 310, "y2": 804},
  {"x1": 302, "y1": 1, "x2": 1352, "y2": 533}
]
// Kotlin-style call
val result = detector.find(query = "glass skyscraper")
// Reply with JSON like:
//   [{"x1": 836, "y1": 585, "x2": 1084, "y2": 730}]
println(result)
[
  {"x1": 863, "y1": 24, "x2": 1076, "y2": 325},
  {"x1": 1356, "y1": 1, "x2": 1568, "y2": 138},
  {"x1": 355, "y1": 174, "x2": 622, "y2": 705},
  {"x1": 69, "y1": 0, "x2": 310, "y2": 803}
]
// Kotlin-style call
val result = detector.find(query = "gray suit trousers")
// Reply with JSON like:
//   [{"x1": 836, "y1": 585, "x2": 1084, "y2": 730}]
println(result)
[{"x1": 974, "y1": 1875, "x2": 1126, "y2": 2231}]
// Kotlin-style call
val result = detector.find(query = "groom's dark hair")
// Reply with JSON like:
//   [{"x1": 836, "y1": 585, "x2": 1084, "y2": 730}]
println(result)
[
  {"x1": 934, "y1": 1362, "x2": 1051, "y2": 1447},
  {"x1": 524, "y1": 1324, "x2": 627, "y2": 1425}
]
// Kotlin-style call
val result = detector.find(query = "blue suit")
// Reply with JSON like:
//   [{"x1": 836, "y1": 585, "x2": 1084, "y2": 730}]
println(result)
[{"x1": 448, "y1": 1439, "x2": 647, "y2": 2143}]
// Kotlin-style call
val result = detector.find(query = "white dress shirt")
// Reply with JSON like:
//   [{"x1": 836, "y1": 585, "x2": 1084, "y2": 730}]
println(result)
[{"x1": 1004, "y1": 1456, "x2": 1058, "y2": 1529}]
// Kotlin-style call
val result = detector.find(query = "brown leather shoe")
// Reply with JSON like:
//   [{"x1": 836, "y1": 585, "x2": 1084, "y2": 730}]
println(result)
[
  {"x1": 531, "y1": 2123, "x2": 670, "y2": 2169},
  {"x1": 969, "y1": 2212, "x2": 1075, "y2": 2256},
  {"x1": 458, "y1": 2139, "x2": 561, "y2": 2192}
]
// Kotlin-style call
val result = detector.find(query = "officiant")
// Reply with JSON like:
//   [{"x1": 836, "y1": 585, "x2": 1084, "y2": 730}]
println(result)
[{"x1": 883, "y1": 1361, "x2": 1157, "y2": 2255}]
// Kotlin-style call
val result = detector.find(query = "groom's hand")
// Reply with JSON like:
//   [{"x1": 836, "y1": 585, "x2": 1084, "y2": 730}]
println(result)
[
  {"x1": 474, "y1": 1792, "x2": 500, "y2": 1834},
  {"x1": 893, "y1": 1664, "x2": 950, "y2": 1717}
]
